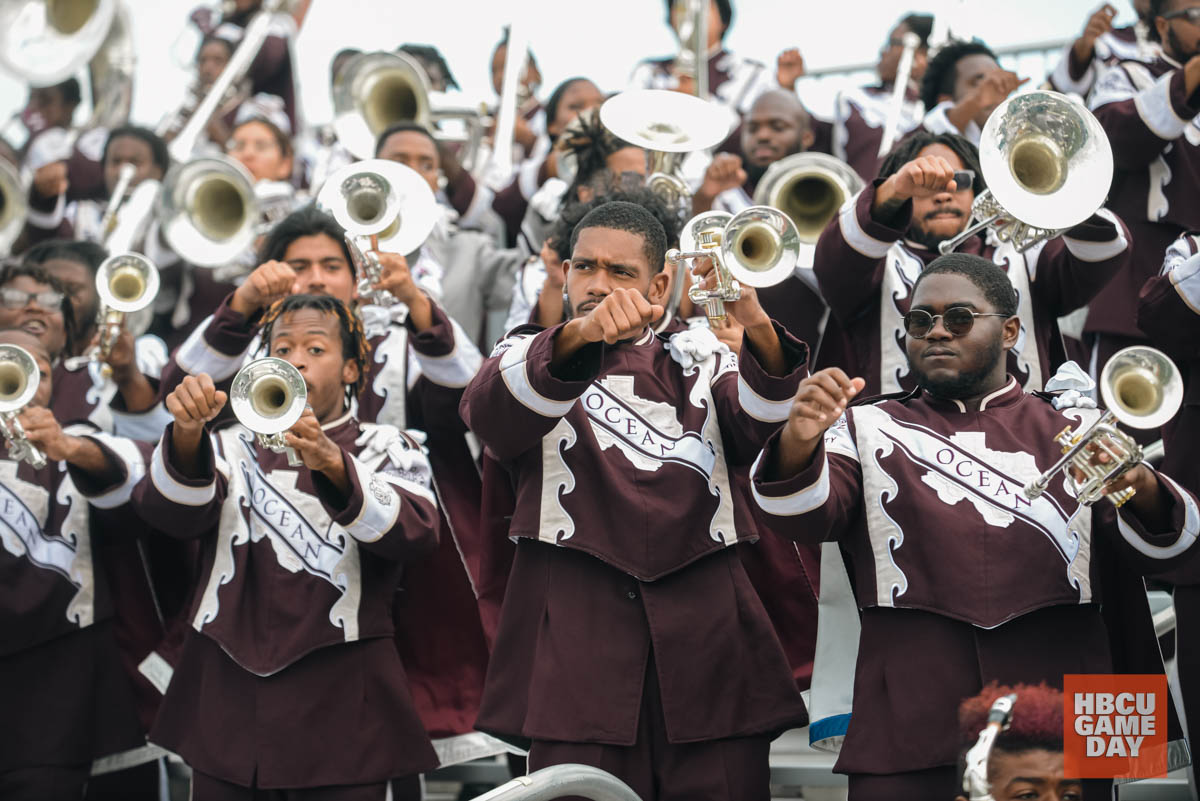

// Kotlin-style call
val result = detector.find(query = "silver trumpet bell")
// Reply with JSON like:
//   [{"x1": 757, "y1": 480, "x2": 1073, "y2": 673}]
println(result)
[
  {"x1": 600, "y1": 89, "x2": 736, "y2": 211},
  {"x1": 939, "y1": 90, "x2": 1114, "y2": 255},
  {"x1": 94, "y1": 252, "x2": 158, "y2": 360},
  {"x1": 316, "y1": 159, "x2": 439, "y2": 307},
  {"x1": 0, "y1": 159, "x2": 27, "y2": 257},
  {"x1": 0, "y1": 343, "x2": 47, "y2": 468},
  {"x1": 1023, "y1": 347, "x2": 1183, "y2": 507},
  {"x1": 158, "y1": 154, "x2": 259, "y2": 268},
  {"x1": 230, "y1": 357, "x2": 307, "y2": 467},
  {"x1": 0, "y1": 0, "x2": 117, "y2": 86},
  {"x1": 753, "y1": 152, "x2": 864, "y2": 244},
  {"x1": 667, "y1": 206, "x2": 800, "y2": 326}
]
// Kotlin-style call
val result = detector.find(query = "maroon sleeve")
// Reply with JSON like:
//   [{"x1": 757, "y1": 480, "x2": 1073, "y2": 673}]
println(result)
[
  {"x1": 131, "y1": 424, "x2": 227, "y2": 539},
  {"x1": 459, "y1": 324, "x2": 600, "y2": 462},
  {"x1": 406, "y1": 301, "x2": 477, "y2": 439},
  {"x1": 1092, "y1": 65, "x2": 1200, "y2": 170},
  {"x1": 813, "y1": 182, "x2": 898, "y2": 323},
  {"x1": 1111, "y1": 470, "x2": 1200, "y2": 582},
  {"x1": 491, "y1": 175, "x2": 531, "y2": 249},
  {"x1": 312, "y1": 448, "x2": 440, "y2": 562},
  {"x1": 157, "y1": 293, "x2": 260, "y2": 406},
  {"x1": 1137, "y1": 246, "x2": 1200, "y2": 359},
  {"x1": 445, "y1": 171, "x2": 479, "y2": 219},
  {"x1": 713, "y1": 322, "x2": 808, "y2": 465},
  {"x1": 1029, "y1": 210, "x2": 1131, "y2": 316}
]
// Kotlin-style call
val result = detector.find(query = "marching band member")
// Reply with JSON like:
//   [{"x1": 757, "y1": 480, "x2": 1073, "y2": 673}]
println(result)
[
  {"x1": 831, "y1": 14, "x2": 933, "y2": 182},
  {"x1": 1048, "y1": 1, "x2": 1159, "y2": 99},
  {"x1": 813, "y1": 133, "x2": 1130, "y2": 396},
  {"x1": 920, "y1": 40, "x2": 1026, "y2": 146},
  {"x1": 630, "y1": 0, "x2": 775, "y2": 115},
  {"x1": 1085, "y1": 0, "x2": 1200, "y2": 390},
  {"x1": 752, "y1": 254, "x2": 1198, "y2": 800},
  {"x1": 0, "y1": 328, "x2": 149, "y2": 801},
  {"x1": 133, "y1": 294, "x2": 441, "y2": 800},
  {"x1": 375, "y1": 122, "x2": 524, "y2": 351},
  {"x1": 462, "y1": 201, "x2": 809, "y2": 800}
]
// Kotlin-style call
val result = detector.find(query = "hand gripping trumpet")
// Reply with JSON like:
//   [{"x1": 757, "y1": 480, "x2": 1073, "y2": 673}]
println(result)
[
  {"x1": 316, "y1": 159, "x2": 439, "y2": 307},
  {"x1": 0, "y1": 344, "x2": 47, "y2": 469},
  {"x1": 230, "y1": 357, "x2": 307, "y2": 467},
  {"x1": 94, "y1": 252, "x2": 159, "y2": 361},
  {"x1": 1023, "y1": 347, "x2": 1183, "y2": 507},
  {"x1": 666, "y1": 206, "x2": 800, "y2": 327}
]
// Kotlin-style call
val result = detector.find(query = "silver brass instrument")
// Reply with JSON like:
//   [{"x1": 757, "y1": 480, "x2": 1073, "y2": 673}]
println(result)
[
  {"x1": 94, "y1": 252, "x2": 158, "y2": 360},
  {"x1": 878, "y1": 32, "x2": 921, "y2": 157},
  {"x1": 601, "y1": 89, "x2": 735, "y2": 216},
  {"x1": 467, "y1": 764, "x2": 641, "y2": 801},
  {"x1": 939, "y1": 90, "x2": 1113, "y2": 255},
  {"x1": 316, "y1": 159, "x2": 439, "y2": 307},
  {"x1": 1024, "y1": 347, "x2": 1183, "y2": 507},
  {"x1": 99, "y1": 162, "x2": 136, "y2": 239},
  {"x1": 0, "y1": 0, "x2": 117, "y2": 86},
  {"x1": 169, "y1": 0, "x2": 302, "y2": 164},
  {"x1": 231, "y1": 357, "x2": 307, "y2": 467},
  {"x1": 961, "y1": 693, "x2": 1017, "y2": 801},
  {"x1": 671, "y1": 0, "x2": 708, "y2": 99},
  {"x1": 0, "y1": 159, "x2": 27, "y2": 256},
  {"x1": 0, "y1": 343, "x2": 47, "y2": 469},
  {"x1": 667, "y1": 206, "x2": 800, "y2": 326},
  {"x1": 331, "y1": 50, "x2": 488, "y2": 165},
  {"x1": 753, "y1": 152, "x2": 864, "y2": 244},
  {"x1": 158, "y1": 154, "x2": 259, "y2": 268}
]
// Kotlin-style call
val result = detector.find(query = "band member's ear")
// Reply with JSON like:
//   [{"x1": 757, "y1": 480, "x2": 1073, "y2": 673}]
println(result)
[
  {"x1": 1001, "y1": 315, "x2": 1020, "y2": 351},
  {"x1": 647, "y1": 265, "x2": 671, "y2": 307},
  {"x1": 560, "y1": 259, "x2": 571, "y2": 287},
  {"x1": 341, "y1": 359, "x2": 360, "y2": 391},
  {"x1": 801, "y1": 128, "x2": 815, "y2": 151}
]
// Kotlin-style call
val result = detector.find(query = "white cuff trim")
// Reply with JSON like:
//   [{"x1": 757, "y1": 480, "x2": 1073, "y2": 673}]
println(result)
[
  {"x1": 1134, "y1": 72, "x2": 1191, "y2": 140},
  {"x1": 413, "y1": 317, "x2": 483, "y2": 388},
  {"x1": 343, "y1": 456, "x2": 402, "y2": 543},
  {"x1": 25, "y1": 193, "x2": 67, "y2": 229},
  {"x1": 1063, "y1": 211, "x2": 1128, "y2": 263},
  {"x1": 149, "y1": 440, "x2": 216, "y2": 506},
  {"x1": 840, "y1": 191, "x2": 893, "y2": 259},
  {"x1": 1116, "y1": 473, "x2": 1200, "y2": 560},
  {"x1": 751, "y1": 450, "x2": 831, "y2": 517},
  {"x1": 498, "y1": 334, "x2": 577, "y2": 418},
  {"x1": 738, "y1": 374, "x2": 793, "y2": 423},
  {"x1": 1170, "y1": 252, "x2": 1200, "y2": 316},
  {"x1": 83, "y1": 433, "x2": 145, "y2": 509}
]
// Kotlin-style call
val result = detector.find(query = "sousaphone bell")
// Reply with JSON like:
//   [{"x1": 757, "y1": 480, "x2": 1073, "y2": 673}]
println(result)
[
  {"x1": 231, "y1": 357, "x2": 307, "y2": 467},
  {"x1": 939, "y1": 90, "x2": 1113, "y2": 255},
  {"x1": 158, "y1": 154, "x2": 259, "y2": 268},
  {"x1": 753, "y1": 152, "x2": 863, "y2": 248},
  {"x1": 0, "y1": 343, "x2": 47, "y2": 468}
]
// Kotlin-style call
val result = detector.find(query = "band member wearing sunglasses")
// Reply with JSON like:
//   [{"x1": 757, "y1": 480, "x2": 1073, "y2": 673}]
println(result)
[
  {"x1": 752, "y1": 254, "x2": 1199, "y2": 800},
  {"x1": 812, "y1": 131, "x2": 1130, "y2": 397}
]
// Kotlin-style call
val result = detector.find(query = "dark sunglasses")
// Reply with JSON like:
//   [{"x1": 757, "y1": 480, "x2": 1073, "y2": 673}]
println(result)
[
  {"x1": 903, "y1": 307, "x2": 1009, "y2": 339},
  {"x1": 951, "y1": 170, "x2": 976, "y2": 191},
  {"x1": 1162, "y1": 7, "x2": 1200, "y2": 22}
]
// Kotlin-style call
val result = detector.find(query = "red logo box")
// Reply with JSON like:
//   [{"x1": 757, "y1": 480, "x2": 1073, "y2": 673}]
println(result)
[{"x1": 1063, "y1": 674, "x2": 1168, "y2": 779}]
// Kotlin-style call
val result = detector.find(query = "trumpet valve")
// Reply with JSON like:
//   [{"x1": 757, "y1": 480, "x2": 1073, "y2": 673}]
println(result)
[{"x1": 1053, "y1": 425, "x2": 1078, "y2": 453}]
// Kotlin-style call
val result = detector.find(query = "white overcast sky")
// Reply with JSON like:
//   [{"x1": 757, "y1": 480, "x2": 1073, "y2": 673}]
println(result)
[{"x1": 0, "y1": 0, "x2": 1133, "y2": 136}]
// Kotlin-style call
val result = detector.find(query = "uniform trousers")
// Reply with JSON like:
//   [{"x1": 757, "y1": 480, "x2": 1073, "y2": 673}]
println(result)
[
  {"x1": 526, "y1": 655, "x2": 772, "y2": 801},
  {"x1": 192, "y1": 771, "x2": 421, "y2": 801},
  {"x1": 0, "y1": 765, "x2": 91, "y2": 801}
]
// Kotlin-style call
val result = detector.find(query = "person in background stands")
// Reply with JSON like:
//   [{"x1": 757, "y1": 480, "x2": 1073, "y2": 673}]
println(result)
[
  {"x1": 920, "y1": 39, "x2": 1026, "y2": 145},
  {"x1": 1048, "y1": 1, "x2": 1159, "y2": 99}
]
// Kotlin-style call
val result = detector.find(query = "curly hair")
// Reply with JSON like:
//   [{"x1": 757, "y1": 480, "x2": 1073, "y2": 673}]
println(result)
[
  {"x1": 559, "y1": 107, "x2": 638, "y2": 201},
  {"x1": 548, "y1": 187, "x2": 682, "y2": 263},
  {"x1": 569, "y1": 200, "x2": 668, "y2": 275},
  {"x1": 259, "y1": 294, "x2": 371, "y2": 400},
  {"x1": 959, "y1": 682, "x2": 1063, "y2": 754},
  {"x1": 920, "y1": 39, "x2": 998, "y2": 111},
  {"x1": 914, "y1": 253, "x2": 1019, "y2": 317}
]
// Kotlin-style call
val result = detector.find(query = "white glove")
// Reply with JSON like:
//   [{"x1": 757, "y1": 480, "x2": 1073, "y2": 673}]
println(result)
[
  {"x1": 1052, "y1": 389, "x2": 1098, "y2": 410},
  {"x1": 665, "y1": 326, "x2": 725, "y2": 371}
]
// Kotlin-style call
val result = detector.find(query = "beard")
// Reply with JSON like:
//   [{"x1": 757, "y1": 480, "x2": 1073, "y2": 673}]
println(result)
[
  {"x1": 1168, "y1": 26, "x2": 1200, "y2": 63},
  {"x1": 910, "y1": 337, "x2": 1004, "y2": 399},
  {"x1": 904, "y1": 209, "x2": 967, "y2": 251}
]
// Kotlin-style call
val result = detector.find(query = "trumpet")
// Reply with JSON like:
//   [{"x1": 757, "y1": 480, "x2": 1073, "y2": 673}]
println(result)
[
  {"x1": 1024, "y1": 347, "x2": 1183, "y2": 507},
  {"x1": 0, "y1": 344, "x2": 47, "y2": 469},
  {"x1": 230, "y1": 357, "x2": 307, "y2": 467},
  {"x1": 94, "y1": 253, "x2": 159, "y2": 361},
  {"x1": 667, "y1": 206, "x2": 800, "y2": 327},
  {"x1": 316, "y1": 159, "x2": 439, "y2": 307},
  {"x1": 600, "y1": 89, "x2": 736, "y2": 215},
  {"x1": 939, "y1": 90, "x2": 1113, "y2": 255}
]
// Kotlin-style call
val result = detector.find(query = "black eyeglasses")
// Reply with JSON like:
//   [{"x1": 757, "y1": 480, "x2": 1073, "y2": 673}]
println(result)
[
  {"x1": 1162, "y1": 7, "x2": 1200, "y2": 22},
  {"x1": 0, "y1": 288, "x2": 64, "y2": 311},
  {"x1": 903, "y1": 307, "x2": 1009, "y2": 339}
]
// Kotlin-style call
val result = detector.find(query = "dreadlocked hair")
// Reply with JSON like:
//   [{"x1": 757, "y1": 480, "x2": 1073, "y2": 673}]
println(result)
[
  {"x1": 559, "y1": 107, "x2": 638, "y2": 201},
  {"x1": 259, "y1": 294, "x2": 371, "y2": 401}
]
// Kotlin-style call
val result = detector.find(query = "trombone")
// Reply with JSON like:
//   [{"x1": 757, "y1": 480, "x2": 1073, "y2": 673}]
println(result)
[
  {"x1": 230, "y1": 357, "x2": 307, "y2": 467},
  {"x1": 938, "y1": 90, "x2": 1113, "y2": 255},
  {"x1": 1023, "y1": 347, "x2": 1183, "y2": 507},
  {"x1": 666, "y1": 206, "x2": 800, "y2": 327},
  {"x1": 93, "y1": 252, "x2": 159, "y2": 361},
  {"x1": 0, "y1": 343, "x2": 47, "y2": 469},
  {"x1": 316, "y1": 159, "x2": 440, "y2": 307}
]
